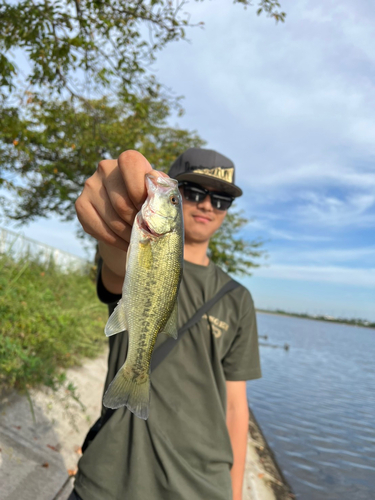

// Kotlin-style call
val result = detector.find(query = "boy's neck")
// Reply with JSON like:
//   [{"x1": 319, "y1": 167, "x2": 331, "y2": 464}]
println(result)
[{"x1": 184, "y1": 241, "x2": 210, "y2": 267}]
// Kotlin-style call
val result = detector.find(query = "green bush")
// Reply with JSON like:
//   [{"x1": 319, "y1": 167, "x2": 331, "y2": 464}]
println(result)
[{"x1": 0, "y1": 253, "x2": 108, "y2": 393}]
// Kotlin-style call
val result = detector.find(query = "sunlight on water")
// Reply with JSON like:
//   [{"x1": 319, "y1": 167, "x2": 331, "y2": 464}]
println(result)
[{"x1": 247, "y1": 313, "x2": 375, "y2": 500}]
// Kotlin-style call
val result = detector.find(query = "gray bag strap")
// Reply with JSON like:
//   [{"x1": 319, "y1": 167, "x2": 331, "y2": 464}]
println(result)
[{"x1": 150, "y1": 278, "x2": 241, "y2": 371}]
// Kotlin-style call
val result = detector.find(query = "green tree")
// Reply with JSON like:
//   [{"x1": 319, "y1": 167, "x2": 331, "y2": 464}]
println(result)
[
  {"x1": 208, "y1": 210, "x2": 265, "y2": 276},
  {"x1": 0, "y1": 93, "x2": 265, "y2": 275},
  {"x1": 0, "y1": 0, "x2": 279, "y2": 274},
  {"x1": 0, "y1": 0, "x2": 285, "y2": 101},
  {"x1": 0, "y1": 94, "x2": 204, "y2": 222}
]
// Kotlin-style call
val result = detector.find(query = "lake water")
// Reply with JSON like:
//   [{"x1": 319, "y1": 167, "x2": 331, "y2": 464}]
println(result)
[{"x1": 246, "y1": 312, "x2": 375, "y2": 500}]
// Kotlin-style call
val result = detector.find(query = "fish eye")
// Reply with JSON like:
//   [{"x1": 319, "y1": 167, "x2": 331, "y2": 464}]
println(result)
[{"x1": 170, "y1": 195, "x2": 179, "y2": 205}]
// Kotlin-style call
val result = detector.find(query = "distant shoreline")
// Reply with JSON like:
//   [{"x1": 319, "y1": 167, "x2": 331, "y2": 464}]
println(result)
[{"x1": 256, "y1": 309, "x2": 375, "y2": 330}]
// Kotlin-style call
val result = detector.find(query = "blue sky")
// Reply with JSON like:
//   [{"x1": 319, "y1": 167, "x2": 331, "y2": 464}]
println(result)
[{"x1": 2, "y1": 0, "x2": 375, "y2": 320}]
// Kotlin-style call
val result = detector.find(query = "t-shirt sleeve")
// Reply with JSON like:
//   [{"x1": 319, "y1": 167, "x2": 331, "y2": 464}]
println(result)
[
  {"x1": 222, "y1": 289, "x2": 262, "y2": 381},
  {"x1": 96, "y1": 257, "x2": 122, "y2": 306}
]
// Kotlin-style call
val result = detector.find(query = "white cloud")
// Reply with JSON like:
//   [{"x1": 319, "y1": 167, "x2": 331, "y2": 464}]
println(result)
[
  {"x1": 268, "y1": 245, "x2": 375, "y2": 266},
  {"x1": 252, "y1": 263, "x2": 375, "y2": 288},
  {"x1": 159, "y1": 0, "x2": 375, "y2": 193},
  {"x1": 248, "y1": 217, "x2": 333, "y2": 241},
  {"x1": 295, "y1": 191, "x2": 375, "y2": 227},
  {"x1": 156, "y1": 0, "x2": 375, "y2": 245},
  {"x1": 248, "y1": 164, "x2": 375, "y2": 191}
]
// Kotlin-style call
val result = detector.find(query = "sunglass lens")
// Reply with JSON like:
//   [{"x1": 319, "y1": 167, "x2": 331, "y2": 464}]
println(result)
[
  {"x1": 182, "y1": 183, "x2": 233, "y2": 210},
  {"x1": 183, "y1": 186, "x2": 206, "y2": 203},
  {"x1": 211, "y1": 195, "x2": 233, "y2": 210}
]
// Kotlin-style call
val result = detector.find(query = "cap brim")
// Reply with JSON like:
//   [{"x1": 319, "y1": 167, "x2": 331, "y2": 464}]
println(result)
[{"x1": 175, "y1": 173, "x2": 243, "y2": 197}]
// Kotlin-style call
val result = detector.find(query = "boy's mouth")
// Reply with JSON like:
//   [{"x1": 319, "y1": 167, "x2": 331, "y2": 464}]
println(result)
[{"x1": 193, "y1": 214, "x2": 212, "y2": 223}]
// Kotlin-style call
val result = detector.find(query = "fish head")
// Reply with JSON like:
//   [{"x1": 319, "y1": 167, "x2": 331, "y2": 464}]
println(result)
[{"x1": 141, "y1": 174, "x2": 183, "y2": 236}]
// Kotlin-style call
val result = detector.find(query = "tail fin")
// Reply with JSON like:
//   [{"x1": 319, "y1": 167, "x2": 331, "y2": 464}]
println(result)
[{"x1": 103, "y1": 366, "x2": 150, "y2": 420}]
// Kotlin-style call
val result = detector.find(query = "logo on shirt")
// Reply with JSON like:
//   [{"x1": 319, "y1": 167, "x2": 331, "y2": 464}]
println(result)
[{"x1": 202, "y1": 314, "x2": 229, "y2": 338}]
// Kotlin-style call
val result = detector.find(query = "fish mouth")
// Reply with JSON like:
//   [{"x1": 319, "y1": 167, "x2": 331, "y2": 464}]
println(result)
[
  {"x1": 139, "y1": 216, "x2": 163, "y2": 238},
  {"x1": 139, "y1": 204, "x2": 171, "y2": 237}
]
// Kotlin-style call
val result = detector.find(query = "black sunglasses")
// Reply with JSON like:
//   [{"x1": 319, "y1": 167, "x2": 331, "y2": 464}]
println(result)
[{"x1": 178, "y1": 181, "x2": 233, "y2": 211}]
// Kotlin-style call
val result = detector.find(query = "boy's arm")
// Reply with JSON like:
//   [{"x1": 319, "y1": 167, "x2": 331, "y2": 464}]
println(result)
[{"x1": 226, "y1": 380, "x2": 249, "y2": 500}]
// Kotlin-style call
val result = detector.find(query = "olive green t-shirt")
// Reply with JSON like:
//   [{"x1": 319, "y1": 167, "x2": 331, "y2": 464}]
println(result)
[{"x1": 74, "y1": 260, "x2": 261, "y2": 500}]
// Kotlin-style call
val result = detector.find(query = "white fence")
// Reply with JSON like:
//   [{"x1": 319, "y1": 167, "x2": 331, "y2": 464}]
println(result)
[{"x1": 0, "y1": 226, "x2": 90, "y2": 272}]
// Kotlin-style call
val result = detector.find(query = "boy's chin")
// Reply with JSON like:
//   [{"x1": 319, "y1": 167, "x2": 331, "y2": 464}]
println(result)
[{"x1": 184, "y1": 230, "x2": 212, "y2": 245}]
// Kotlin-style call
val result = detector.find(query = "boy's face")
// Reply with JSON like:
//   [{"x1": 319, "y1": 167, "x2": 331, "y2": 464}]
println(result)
[{"x1": 179, "y1": 182, "x2": 228, "y2": 244}]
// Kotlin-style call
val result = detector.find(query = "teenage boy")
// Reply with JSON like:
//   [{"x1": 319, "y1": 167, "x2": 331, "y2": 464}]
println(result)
[{"x1": 72, "y1": 148, "x2": 261, "y2": 500}]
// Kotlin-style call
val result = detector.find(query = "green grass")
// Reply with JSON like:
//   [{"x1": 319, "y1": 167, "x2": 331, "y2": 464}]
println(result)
[{"x1": 0, "y1": 253, "x2": 108, "y2": 393}]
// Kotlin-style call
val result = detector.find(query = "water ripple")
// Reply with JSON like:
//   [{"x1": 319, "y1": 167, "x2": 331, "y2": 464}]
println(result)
[{"x1": 247, "y1": 313, "x2": 375, "y2": 500}]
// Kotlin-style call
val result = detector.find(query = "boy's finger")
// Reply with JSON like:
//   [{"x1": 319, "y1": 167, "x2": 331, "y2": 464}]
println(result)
[
  {"x1": 118, "y1": 150, "x2": 153, "y2": 210},
  {"x1": 76, "y1": 202, "x2": 129, "y2": 251}
]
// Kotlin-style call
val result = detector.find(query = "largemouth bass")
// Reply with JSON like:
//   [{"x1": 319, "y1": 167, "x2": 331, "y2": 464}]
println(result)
[{"x1": 102, "y1": 173, "x2": 184, "y2": 419}]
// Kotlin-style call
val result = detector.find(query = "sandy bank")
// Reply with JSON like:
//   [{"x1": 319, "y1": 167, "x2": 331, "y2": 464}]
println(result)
[
  {"x1": 1, "y1": 350, "x2": 292, "y2": 500},
  {"x1": 245, "y1": 407, "x2": 294, "y2": 500}
]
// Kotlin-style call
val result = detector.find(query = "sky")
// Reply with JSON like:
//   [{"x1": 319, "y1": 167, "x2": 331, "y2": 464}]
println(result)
[{"x1": 2, "y1": 0, "x2": 375, "y2": 321}]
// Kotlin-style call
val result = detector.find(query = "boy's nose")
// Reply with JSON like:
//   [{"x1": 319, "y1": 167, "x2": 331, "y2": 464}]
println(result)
[{"x1": 197, "y1": 193, "x2": 213, "y2": 210}]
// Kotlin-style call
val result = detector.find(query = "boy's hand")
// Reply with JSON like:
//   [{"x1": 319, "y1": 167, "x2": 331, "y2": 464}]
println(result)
[{"x1": 75, "y1": 150, "x2": 155, "y2": 251}]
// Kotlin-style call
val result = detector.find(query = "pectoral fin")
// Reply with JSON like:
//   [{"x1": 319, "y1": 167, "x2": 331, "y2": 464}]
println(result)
[
  {"x1": 104, "y1": 299, "x2": 128, "y2": 337},
  {"x1": 162, "y1": 300, "x2": 178, "y2": 340}
]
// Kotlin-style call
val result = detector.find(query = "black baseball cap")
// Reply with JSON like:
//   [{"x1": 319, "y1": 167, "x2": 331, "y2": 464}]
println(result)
[{"x1": 168, "y1": 147, "x2": 243, "y2": 198}]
